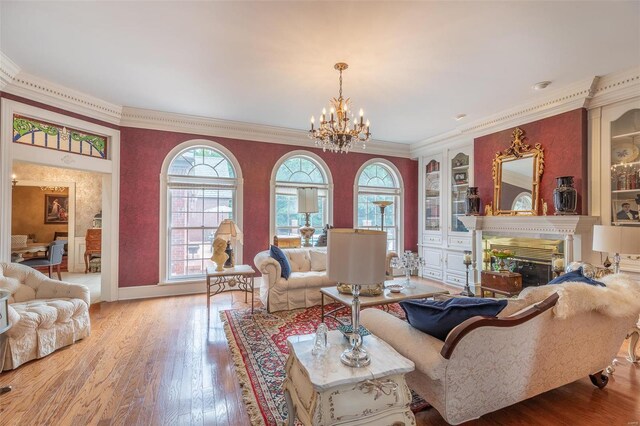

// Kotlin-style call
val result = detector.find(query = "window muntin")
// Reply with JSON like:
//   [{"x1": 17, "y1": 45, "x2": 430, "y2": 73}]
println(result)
[
  {"x1": 274, "y1": 156, "x2": 328, "y2": 243},
  {"x1": 166, "y1": 147, "x2": 236, "y2": 280},
  {"x1": 356, "y1": 163, "x2": 401, "y2": 252}
]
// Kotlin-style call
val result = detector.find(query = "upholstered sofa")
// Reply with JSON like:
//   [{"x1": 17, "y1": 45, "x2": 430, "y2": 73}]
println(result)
[
  {"x1": 361, "y1": 274, "x2": 640, "y2": 425},
  {"x1": 254, "y1": 247, "x2": 397, "y2": 312},
  {"x1": 0, "y1": 262, "x2": 91, "y2": 371}
]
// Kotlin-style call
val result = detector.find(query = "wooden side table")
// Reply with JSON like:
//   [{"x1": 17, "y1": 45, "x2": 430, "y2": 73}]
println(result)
[
  {"x1": 0, "y1": 290, "x2": 12, "y2": 394},
  {"x1": 283, "y1": 330, "x2": 415, "y2": 425},
  {"x1": 205, "y1": 265, "x2": 255, "y2": 323},
  {"x1": 479, "y1": 270, "x2": 522, "y2": 298}
]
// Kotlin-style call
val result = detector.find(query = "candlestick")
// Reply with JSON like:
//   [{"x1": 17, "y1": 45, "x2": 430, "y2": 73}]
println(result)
[{"x1": 461, "y1": 250, "x2": 474, "y2": 297}]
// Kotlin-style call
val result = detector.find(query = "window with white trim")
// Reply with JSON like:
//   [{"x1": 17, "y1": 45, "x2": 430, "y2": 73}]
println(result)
[
  {"x1": 166, "y1": 146, "x2": 237, "y2": 280},
  {"x1": 274, "y1": 155, "x2": 328, "y2": 242},
  {"x1": 356, "y1": 162, "x2": 401, "y2": 251}
]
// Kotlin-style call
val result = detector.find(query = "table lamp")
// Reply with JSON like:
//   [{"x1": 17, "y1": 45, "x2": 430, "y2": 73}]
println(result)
[
  {"x1": 298, "y1": 187, "x2": 319, "y2": 247},
  {"x1": 215, "y1": 219, "x2": 243, "y2": 267},
  {"x1": 592, "y1": 225, "x2": 640, "y2": 274},
  {"x1": 327, "y1": 229, "x2": 386, "y2": 367}
]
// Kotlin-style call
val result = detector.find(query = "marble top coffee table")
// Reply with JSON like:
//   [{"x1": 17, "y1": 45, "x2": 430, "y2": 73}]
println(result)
[
  {"x1": 320, "y1": 280, "x2": 448, "y2": 323},
  {"x1": 283, "y1": 330, "x2": 415, "y2": 425}
]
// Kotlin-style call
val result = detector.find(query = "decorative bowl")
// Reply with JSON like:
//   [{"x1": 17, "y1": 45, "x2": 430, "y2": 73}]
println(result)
[{"x1": 386, "y1": 284, "x2": 404, "y2": 293}]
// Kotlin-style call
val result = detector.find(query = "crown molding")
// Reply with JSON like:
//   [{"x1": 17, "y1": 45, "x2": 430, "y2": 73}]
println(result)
[
  {"x1": 0, "y1": 52, "x2": 20, "y2": 91},
  {"x1": 586, "y1": 66, "x2": 640, "y2": 109},
  {"x1": 3, "y1": 70, "x2": 123, "y2": 125},
  {"x1": 121, "y1": 106, "x2": 412, "y2": 158},
  {"x1": 410, "y1": 76, "x2": 598, "y2": 157}
]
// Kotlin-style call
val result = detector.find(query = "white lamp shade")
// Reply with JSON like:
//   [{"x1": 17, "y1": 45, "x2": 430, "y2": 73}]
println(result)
[
  {"x1": 297, "y1": 187, "x2": 319, "y2": 214},
  {"x1": 327, "y1": 229, "x2": 387, "y2": 285},
  {"x1": 593, "y1": 225, "x2": 640, "y2": 255},
  {"x1": 215, "y1": 219, "x2": 243, "y2": 243}
]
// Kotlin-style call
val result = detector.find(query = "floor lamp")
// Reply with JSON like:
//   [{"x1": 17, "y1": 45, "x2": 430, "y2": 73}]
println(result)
[
  {"x1": 327, "y1": 229, "x2": 387, "y2": 367},
  {"x1": 593, "y1": 225, "x2": 640, "y2": 273},
  {"x1": 372, "y1": 200, "x2": 393, "y2": 231}
]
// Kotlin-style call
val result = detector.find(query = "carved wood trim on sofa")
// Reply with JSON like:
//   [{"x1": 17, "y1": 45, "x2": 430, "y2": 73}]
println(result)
[{"x1": 440, "y1": 292, "x2": 560, "y2": 360}]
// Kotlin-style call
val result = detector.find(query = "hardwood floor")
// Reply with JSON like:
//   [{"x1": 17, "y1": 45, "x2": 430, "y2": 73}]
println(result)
[{"x1": 0, "y1": 284, "x2": 638, "y2": 425}]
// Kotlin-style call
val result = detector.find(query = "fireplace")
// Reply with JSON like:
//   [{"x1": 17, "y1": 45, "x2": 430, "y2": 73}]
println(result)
[
  {"x1": 483, "y1": 236, "x2": 563, "y2": 287},
  {"x1": 460, "y1": 215, "x2": 599, "y2": 291}
]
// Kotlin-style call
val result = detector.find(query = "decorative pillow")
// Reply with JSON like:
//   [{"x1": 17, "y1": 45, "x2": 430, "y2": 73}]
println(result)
[
  {"x1": 309, "y1": 250, "x2": 327, "y2": 271},
  {"x1": 548, "y1": 269, "x2": 605, "y2": 287},
  {"x1": 270, "y1": 245, "x2": 291, "y2": 279},
  {"x1": 399, "y1": 298, "x2": 508, "y2": 341}
]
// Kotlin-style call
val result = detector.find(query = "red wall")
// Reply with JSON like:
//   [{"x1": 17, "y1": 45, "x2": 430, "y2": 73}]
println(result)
[
  {"x1": 474, "y1": 109, "x2": 588, "y2": 215},
  {"x1": 119, "y1": 127, "x2": 418, "y2": 287}
]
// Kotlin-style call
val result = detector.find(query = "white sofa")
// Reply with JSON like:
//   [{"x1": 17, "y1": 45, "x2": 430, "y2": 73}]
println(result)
[
  {"x1": 361, "y1": 274, "x2": 640, "y2": 424},
  {"x1": 254, "y1": 247, "x2": 333, "y2": 312},
  {"x1": 254, "y1": 247, "x2": 397, "y2": 312},
  {"x1": 0, "y1": 262, "x2": 91, "y2": 371}
]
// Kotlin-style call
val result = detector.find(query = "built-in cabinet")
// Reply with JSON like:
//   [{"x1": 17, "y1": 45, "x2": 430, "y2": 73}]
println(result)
[
  {"x1": 595, "y1": 96, "x2": 640, "y2": 274},
  {"x1": 418, "y1": 145, "x2": 474, "y2": 288}
]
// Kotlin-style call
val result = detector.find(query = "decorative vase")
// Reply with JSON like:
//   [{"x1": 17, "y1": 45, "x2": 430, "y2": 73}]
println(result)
[
  {"x1": 553, "y1": 176, "x2": 578, "y2": 215},
  {"x1": 465, "y1": 187, "x2": 481, "y2": 216}
]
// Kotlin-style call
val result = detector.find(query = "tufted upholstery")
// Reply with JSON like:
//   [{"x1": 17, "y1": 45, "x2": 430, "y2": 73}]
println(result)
[
  {"x1": 254, "y1": 247, "x2": 397, "y2": 313},
  {"x1": 0, "y1": 262, "x2": 90, "y2": 371}
]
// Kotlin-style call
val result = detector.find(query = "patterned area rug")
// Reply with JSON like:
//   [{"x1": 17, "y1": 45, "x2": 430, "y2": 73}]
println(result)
[{"x1": 220, "y1": 303, "x2": 429, "y2": 425}]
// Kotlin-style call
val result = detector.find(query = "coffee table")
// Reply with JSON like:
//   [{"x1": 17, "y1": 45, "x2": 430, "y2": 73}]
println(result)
[
  {"x1": 283, "y1": 330, "x2": 416, "y2": 425},
  {"x1": 320, "y1": 281, "x2": 448, "y2": 323}
]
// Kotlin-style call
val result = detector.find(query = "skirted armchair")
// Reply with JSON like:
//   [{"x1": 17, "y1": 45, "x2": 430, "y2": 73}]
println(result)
[{"x1": 0, "y1": 262, "x2": 90, "y2": 370}]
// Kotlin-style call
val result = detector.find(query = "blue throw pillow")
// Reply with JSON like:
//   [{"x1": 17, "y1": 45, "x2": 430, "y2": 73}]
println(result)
[
  {"x1": 269, "y1": 245, "x2": 291, "y2": 279},
  {"x1": 548, "y1": 269, "x2": 605, "y2": 287},
  {"x1": 399, "y1": 298, "x2": 508, "y2": 341}
]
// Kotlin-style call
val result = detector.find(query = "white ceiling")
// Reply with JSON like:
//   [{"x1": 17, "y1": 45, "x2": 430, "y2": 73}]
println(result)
[{"x1": 1, "y1": 1, "x2": 639, "y2": 144}]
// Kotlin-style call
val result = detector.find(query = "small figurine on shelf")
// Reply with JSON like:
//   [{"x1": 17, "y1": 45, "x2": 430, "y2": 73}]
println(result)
[
  {"x1": 484, "y1": 203, "x2": 493, "y2": 216},
  {"x1": 542, "y1": 200, "x2": 548, "y2": 216}
]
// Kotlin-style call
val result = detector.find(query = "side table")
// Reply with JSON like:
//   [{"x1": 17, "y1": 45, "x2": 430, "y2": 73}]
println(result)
[
  {"x1": 283, "y1": 330, "x2": 415, "y2": 425},
  {"x1": 479, "y1": 271, "x2": 522, "y2": 298},
  {"x1": 0, "y1": 290, "x2": 11, "y2": 394},
  {"x1": 205, "y1": 265, "x2": 255, "y2": 323}
]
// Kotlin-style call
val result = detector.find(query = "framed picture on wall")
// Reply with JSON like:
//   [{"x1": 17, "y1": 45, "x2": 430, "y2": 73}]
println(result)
[
  {"x1": 44, "y1": 194, "x2": 69, "y2": 224},
  {"x1": 612, "y1": 198, "x2": 639, "y2": 222}
]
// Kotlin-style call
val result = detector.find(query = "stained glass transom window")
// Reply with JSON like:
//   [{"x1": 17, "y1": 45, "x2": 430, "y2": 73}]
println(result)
[{"x1": 12, "y1": 115, "x2": 107, "y2": 159}]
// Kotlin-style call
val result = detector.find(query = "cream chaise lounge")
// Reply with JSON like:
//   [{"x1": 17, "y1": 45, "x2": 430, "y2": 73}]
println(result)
[
  {"x1": 361, "y1": 274, "x2": 640, "y2": 425},
  {"x1": 0, "y1": 262, "x2": 91, "y2": 370}
]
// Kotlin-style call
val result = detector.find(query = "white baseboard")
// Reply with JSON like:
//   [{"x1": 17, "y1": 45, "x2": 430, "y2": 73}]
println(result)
[{"x1": 118, "y1": 281, "x2": 206, "y2": 300}]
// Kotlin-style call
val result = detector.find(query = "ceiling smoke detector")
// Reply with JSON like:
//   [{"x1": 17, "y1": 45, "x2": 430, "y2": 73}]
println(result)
[{"x1": 533, "y1": 81, "x2": 552, "y2": 90}]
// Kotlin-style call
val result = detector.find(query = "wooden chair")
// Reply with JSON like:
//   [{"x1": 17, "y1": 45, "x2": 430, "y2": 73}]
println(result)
[
  {"x1": 84, "y1": 229, "x2": 101, "y2": 273},
  {"x1": 21, "y1": 240, "x2": 66, "y2": 280}
]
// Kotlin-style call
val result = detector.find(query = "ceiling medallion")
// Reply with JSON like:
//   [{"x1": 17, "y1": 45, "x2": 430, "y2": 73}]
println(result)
[{"x1": 309, "y1": 62, "x2": 370, "y2": 154}]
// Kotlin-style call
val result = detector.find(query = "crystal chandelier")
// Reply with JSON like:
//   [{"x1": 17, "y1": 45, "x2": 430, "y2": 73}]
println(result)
[{"x1": 309, "y1": 63, "x2": 370, "y2": 154}]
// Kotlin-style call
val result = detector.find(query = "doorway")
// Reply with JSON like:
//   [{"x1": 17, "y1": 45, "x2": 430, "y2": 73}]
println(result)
[
  {"x1": 11, "y1": 162, "x2": 104, "y2": 302},
  {"x1": 0, "y1": 98, "x2": 120, "y2": 301}
]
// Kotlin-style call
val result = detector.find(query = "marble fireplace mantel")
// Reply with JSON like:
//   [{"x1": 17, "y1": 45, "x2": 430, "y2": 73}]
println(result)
[{"x1": 459, "y1": 215, "x2": 600, "y2": 283}]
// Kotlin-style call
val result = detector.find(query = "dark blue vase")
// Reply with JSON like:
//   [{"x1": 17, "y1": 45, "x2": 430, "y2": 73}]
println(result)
[{"x1": 553, "y1": 176, "x2": 577, "y2": 215}]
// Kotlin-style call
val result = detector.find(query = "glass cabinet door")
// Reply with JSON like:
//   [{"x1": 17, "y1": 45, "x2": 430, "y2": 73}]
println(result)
[
  {"x1": 424, "y1": 158, "x2": 441, "y2": 232},
  {"x1": 610, "y1": 109, "x2": 640, "y2": 226},
  {"x1": 450, "y1": 151, "x2": 470, "y2": 233}
]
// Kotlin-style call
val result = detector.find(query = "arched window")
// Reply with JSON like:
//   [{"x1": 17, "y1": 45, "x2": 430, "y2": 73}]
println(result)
[
  {"x1": 355, "y1": 160, "x2": 403, "y2": 252},
  {"x1": 511, "y1": 192, "x2": 533, "y2": 211},
  {"x1": 272, "y1": 153, "x2": 331, "y2": 243},
  {"x1": 162, "y1": 143, "x2": 241, "y2": 281}
]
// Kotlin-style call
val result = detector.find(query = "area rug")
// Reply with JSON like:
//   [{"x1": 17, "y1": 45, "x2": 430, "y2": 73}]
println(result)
[{"x1": 220, "y1": 303, "x2": 429, "y2": 425}]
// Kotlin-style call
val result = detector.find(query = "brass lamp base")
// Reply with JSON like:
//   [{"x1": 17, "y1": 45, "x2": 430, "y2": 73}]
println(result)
[{"x1": 337, "y1": 283, "x2": 383, "y2": 296}]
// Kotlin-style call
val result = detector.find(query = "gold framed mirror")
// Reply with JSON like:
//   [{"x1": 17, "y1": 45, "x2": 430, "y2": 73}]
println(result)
[{"x1": 492, "y1": 128, "x2": 544, "y2": 215}]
